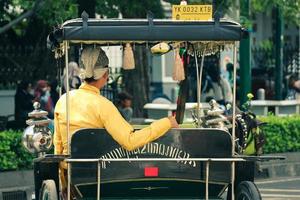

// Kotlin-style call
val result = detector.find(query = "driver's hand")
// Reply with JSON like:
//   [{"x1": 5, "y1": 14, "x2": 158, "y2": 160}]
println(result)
[{"x1": 168, "y1": 116, "x2": 179, "y2": 128}]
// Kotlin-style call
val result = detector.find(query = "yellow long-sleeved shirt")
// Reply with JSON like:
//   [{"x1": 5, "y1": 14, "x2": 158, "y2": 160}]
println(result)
[{"x1": 54, "y1": 82, "x2": 171, "y2": 155}]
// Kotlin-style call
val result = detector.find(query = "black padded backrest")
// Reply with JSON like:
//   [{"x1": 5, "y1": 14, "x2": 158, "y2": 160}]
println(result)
[
  {"x1": 70, "y1": 128, "x2": 232, "y2": 182},
  {"x1": 70, "y1": 128, "x2": 232, "y2": 198},
  {"x1": 70, "y1": 128, "x2": 232, "y2": 159},
  {"x1": 71, "y1": 129, "x2": 231, "y2": 199}
]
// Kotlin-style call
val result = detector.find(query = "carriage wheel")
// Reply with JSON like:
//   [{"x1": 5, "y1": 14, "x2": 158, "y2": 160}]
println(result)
[
  {"x1": 227, "y1": 181, "x2": 261, "y2": 200},
  {"x1": 236, "y1": 181, "x2": 261, "y2": 200},
  {"x1": 39, "y1": 180, "x2": 58, "y2": 200}
]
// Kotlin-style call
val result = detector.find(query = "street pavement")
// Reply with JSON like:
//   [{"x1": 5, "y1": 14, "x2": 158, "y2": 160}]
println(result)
[
  {"x1": 31, "y1": 177, "x2": 300, "y2": 200},
  {"x1": 256, "y1": 176, "x2": 300, "y2": 200},
  {"x1": 221, "y1": 176, "x2": 300, "y2": 200}
]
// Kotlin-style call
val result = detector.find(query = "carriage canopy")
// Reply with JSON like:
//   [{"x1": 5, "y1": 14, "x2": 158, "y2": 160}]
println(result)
[{"x1": 47, "y1": 15, "x2": 246, "y2": 47}]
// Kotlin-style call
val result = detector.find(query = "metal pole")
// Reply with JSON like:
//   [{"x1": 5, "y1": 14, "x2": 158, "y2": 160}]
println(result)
[
  {"x1": 205, "y1": 161, "x2": 210, "y2": 200},
  {"x1": 231, "y1": 43, "x2": 238, "y2": 200},
  {"x1": 194, "y1": 46, "x2": 205, "y2": 127},
  {"x1": 64, "y1": 41, "x2": 72, "y2": 200},
  {"x1": 275, "y1": 6, "x2": 284, "y2": 100},
  {"x1": 97, "y1": 161, "x2": 101, "y2": 200},
  {"x1": 232, "y1": 43, "x2": 237, "y2": 157},
  {"x1": 56, "y1": 56, "x2": 62, "y2": 98},
  {"x1": 67, "y1": 162, "x2": 71, "y2": 200},
  {"x1": 194, "y1": 47, "x2": 201, "y2": 126},
  {"x1": 239, "y1": 0, "x2": 251, "y2": 105},
  {"x1": 231, "y1": 161, "x2": 235, "y2": 200},
  {"x1": 65, "y1": 41, "x2": 70, "y2": 155}
]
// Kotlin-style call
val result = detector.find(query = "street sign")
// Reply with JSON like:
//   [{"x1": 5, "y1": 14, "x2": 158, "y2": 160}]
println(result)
[{"x1": 172, "y1": 5, "x2": 213, "y2": 21}]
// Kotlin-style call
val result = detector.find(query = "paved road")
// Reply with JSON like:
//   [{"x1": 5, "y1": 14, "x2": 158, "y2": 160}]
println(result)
[
  {"x1": 256, "y1": 176, "x2": 300, "y2": 200},
  {"x1": 29, "y1": 176, "x2": 300, "y2": 200}
]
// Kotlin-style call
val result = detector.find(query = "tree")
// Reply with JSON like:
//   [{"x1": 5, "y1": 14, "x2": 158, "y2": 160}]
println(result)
[
  {"x1": 95, "y1": 0, "x2": 164, "y2": 18},
  {"x1": 251, "y1": 0, "x2": 300, "y2": 26},
  {"x1": 0, "y1": 0, "x2": 77, "y2": 36},
  {"x1": 0, "y1": 0, "x2": 78, "y2": 89}
]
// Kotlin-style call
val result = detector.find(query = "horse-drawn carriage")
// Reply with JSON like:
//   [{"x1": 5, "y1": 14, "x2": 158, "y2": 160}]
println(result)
[{"x1": 22, "y1": 6, "x2": 284, "y2": 200}]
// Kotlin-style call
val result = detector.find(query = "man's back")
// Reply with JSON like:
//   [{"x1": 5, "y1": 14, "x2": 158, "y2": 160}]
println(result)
[
  {"x1": 54, "y1": 83, "x2": 172, "y2": 155},
  {"x1": 54, "y1": 82, "x2": 118, "y2": 154}
]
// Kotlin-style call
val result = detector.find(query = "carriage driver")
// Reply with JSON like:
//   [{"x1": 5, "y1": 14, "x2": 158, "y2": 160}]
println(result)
[{"x1": 54, "y1": 46, "x2": 179, "y2": 196}]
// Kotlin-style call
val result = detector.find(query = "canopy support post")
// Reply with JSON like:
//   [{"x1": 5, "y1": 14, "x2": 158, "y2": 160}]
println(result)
[
  {"x1": 194, "y1": 45, "x2": 206, "y2": 127},
  {"x1": 64, "y1": 40, "x2": 72, "y2": 200},
  {"x1": 231, "y1": 42, "x2": 238, "y2": 200}
]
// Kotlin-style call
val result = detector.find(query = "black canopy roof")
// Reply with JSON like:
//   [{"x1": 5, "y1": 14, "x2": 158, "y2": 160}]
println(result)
[{"x1": 47, "y1": 17, "x2": 246, "y2": 49}]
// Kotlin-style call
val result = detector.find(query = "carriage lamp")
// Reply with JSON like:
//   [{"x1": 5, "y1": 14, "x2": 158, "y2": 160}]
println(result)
[
  {"x1": 201, "y1": 99, "x2": 229, "y2": 130},
  {"x1": 22, "y1": 102, "x2": 53, "y2": 154}
]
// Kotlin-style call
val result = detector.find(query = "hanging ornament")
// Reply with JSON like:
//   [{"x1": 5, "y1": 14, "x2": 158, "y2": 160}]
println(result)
[
  {"x1": 172, "y1": 47, "x2": 185, "y2": 81},
  {"x1": 180, "y1": 0, "x2": 187, "y2": 5},
  {"x1": 122, "y1": 43, "x2": 135, "y2": 70},
  {"x1": 150, "y1": 42, "x2": 171, "y2": 55}
]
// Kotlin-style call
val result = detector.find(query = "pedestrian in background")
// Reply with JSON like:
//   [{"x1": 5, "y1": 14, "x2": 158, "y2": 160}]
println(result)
[
  {"x1": 286, "y1": 74, "x2": 300, "y2": 100},
  {"x1": 14, "y1": 80, "x2": 34, "y2": 126},
  {"x1": 117, "y1": 91, "x2": 133, "y2": 122},
  {"x1": 34, "y1": 80, "x2": 54, "y2": 118}
]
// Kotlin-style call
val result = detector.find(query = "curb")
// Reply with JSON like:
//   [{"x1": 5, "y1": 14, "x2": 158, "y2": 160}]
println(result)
[{"x1": 0, "y1": 170, "x2": 33, "y2": 200}]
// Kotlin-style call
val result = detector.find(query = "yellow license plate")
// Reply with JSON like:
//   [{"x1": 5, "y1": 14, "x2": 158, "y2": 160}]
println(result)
[{"x1": 172, "y1": 5, "x2": 213, "y2": 21}]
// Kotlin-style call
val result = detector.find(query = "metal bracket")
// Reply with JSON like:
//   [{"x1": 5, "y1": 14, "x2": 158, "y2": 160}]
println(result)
[
  {"x1": 81, "y1": 11, "x2": 89, "y2": 30},
  {"x1": 147, "y1": 11, "x2": 154, "y2": 38},
  {"x1": 147, "y1": 11, "x2": 154, "y2": 27}
]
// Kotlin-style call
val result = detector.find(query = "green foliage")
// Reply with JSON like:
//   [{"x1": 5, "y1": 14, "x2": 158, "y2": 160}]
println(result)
[
  {"x1": 2, "y1": 0, "x2": 166, "y2": 36},
  {"x1": 258, "y1": 39, "x2": 274, "y2": 51},
  {"x1": 251, "y1": 0, "x2": 300, "y2": 26},
  {"x1": 1, "y1": 0, "x2": 78, "y2": 28},
  {"x1": 259, "y1": 115, "x2": 300, "y2": 154},
  {"x1": 36, "y1": 0, "x2": 78, "y2": 26},
  {"x1": 0, "y1": 130, "x2": 34, "y2": 171},
  {"x1": 95, "y1": 0, "x2": 164, "y2": 18}
]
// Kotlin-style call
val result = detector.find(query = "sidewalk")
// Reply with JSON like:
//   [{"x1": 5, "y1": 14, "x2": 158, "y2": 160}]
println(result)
[{"x1": 255, "y1": 152, "x2": 300, "y2": 179}]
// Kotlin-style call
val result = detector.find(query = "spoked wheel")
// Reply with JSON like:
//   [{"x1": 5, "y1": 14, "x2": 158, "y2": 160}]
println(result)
[
  {"x1": 236, "y1": 181, "x2": 261, "y2": 200},
  {"x1": 39, "y1": 180, "x2": 58, "y2": 200}
]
